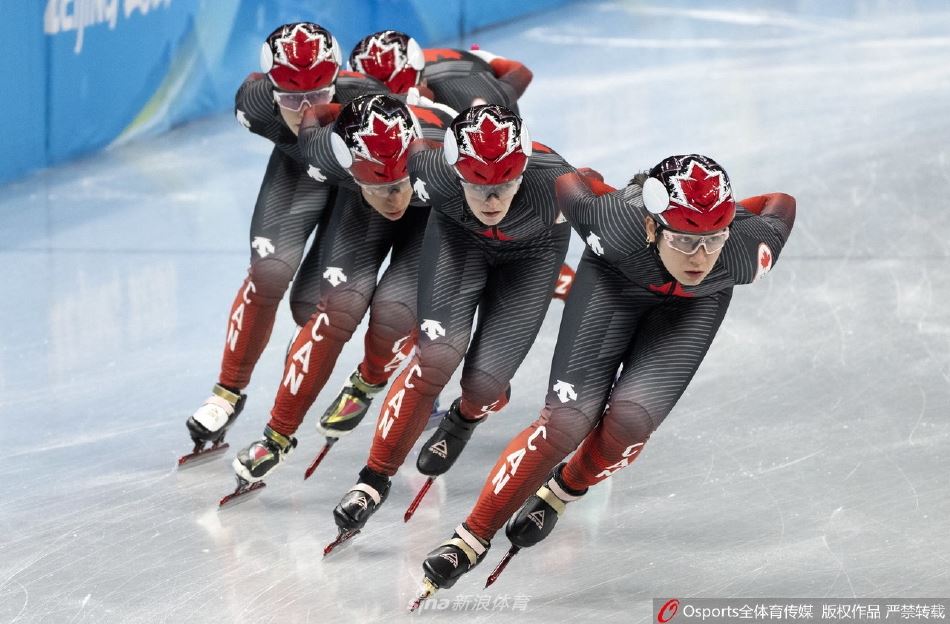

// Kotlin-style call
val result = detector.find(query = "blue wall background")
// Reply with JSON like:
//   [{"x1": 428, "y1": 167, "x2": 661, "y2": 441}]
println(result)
[{"x1": 0, "y1": 0, "x2": 572, "y2": 186}]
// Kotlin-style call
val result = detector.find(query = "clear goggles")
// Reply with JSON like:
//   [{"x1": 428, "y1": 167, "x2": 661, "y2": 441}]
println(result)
[
  {"x1": 661, "y1": 228, "x2": 730, "y2": 255},
  {"x1": 273, "y1": 86, "x2": 334, "y2": 112},
  {"x1": 460, "y1": 176, "x2": 523, "y2": 201},
  {"x1": 357, "y1": 177, "x2": 412, "y2": 197}
]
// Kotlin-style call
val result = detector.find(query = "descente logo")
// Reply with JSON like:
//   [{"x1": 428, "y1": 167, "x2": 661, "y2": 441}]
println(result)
[{"x1": 44, "y1": 0, "x2": 173, "y2": 54}]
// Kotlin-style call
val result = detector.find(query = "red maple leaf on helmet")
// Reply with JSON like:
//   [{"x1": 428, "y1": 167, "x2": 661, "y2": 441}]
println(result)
[
  {"x1": 461, "y1": 113, "x2": 517, "y2": 162},
  {"x1": 355, "y1": 38, "x2": 401, "y2": 81},
  {"x1": 354, "y1": 112, "x2": 412, "y2": 162},
  {"x1": 679, "y1": 163, "x2": 725, "y2": 211},
  {"x1": 276, "y1": 25, "x2": 326, "y2": 70}
]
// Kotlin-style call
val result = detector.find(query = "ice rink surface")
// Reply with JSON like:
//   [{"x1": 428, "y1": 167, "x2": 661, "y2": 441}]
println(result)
[{"x1": 2, "y1": 1, "x2": 949, "y2": 622}]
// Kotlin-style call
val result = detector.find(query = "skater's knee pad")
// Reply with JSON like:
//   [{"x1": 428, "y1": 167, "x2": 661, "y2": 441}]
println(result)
[
  {"x1": 459, "y1": 367, "x2": 508, "y2": 412},
  {"x1": 537, "y1": 404, "x2": 600, "y2": 455},
  {"x1": 602, "y1": 400, "x2": 655, "y2": 445},
  {"x1": 248, "y1": 258, "x2": 295, "y2": 301},
  {"x1": 367, "y1": 300, "x2": 415, "y2": 341},
  {"x1": 321, "y1": 291, "x2": 368, "y2": 337},
  {"x1": 413, "y1": 343, "x2": 465, "y2": 397},
  {"x1": 289, "y1": 300, "x2": 317, "y2": 327}
]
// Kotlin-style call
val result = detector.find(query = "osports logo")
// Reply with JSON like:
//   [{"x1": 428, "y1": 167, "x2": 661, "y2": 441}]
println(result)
[{"x1": 658, "y1": 598, "x2": 680, "y2": 623}]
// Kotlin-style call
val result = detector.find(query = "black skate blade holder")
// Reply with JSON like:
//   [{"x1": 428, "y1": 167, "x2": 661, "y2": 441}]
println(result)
[
  {"x1": 177, "y1": 441, "x2": 230, "y2": 468},
  {"x1": 485, "y1": 545, "x2": 521, "y2": 588},
  {"x1": 404, "y1": 476, "x2": 436, "y2": 522},
  {"x1": 218, "y1": 477, "x2": 266, "y2": 508},
  {"x1": 304, "y1": 437, "x2": 338, "y2": 480}
]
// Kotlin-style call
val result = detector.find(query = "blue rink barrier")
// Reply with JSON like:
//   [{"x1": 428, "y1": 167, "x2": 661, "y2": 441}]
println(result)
[{"x1": 0, "y1": 0, "x2": 573, "y2": 186}]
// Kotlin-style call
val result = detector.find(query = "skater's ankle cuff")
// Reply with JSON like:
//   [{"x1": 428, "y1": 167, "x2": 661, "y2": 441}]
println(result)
[
  {"x1": 554, "y1": 465, "x2": 588, "y2": 498},
  {"x1": 358, "y1": 465, "x2": 391, "y2": 492},
  {"x1": 213, "y1": 383, "x2": 243, "y2": 403},
  {"x1": 459, "y1": 523, "x2": 490, "y2": 549},
  {"x1": 356, "y1": 364, "x2": 388, "y2": 388}
]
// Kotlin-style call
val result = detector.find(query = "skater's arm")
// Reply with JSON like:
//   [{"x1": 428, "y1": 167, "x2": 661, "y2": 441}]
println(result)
[
  {"x1": 722, "y1": 193, "x2": 797, "y2": 284},
  {"x1": 297, "y1": 105, "x2": 356, "y2": 190},
  {"x1": 469, "y1": 49, "x2": 533, "y2": 99},
  {"x1": 234, "y1": 73, "x2": 284, "y2": 139},
  {"x1": 555, "y1": 171, "x2": 646, "y2": 262}
]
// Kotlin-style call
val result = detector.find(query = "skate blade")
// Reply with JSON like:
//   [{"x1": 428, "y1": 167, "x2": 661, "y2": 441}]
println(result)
[
  {"x1": 485, "y1": 545, "x2": 521, "y2": 588},
  {"x1": 177, "y1": 442, "x2": 230, "y2": 468},
  {"x1": 323, "y1": 528, "x2": 360, "y2": 557},
  {"x1": 408, "y1": 577, "x2": 439, "y2": 612},
  {"x1": 218, "y1": 480, "x2": 266, "y2": 508},
  {"x1": 303, "y1": 438, "x2": 337, "y2": 480},
  {"x1": 404, "y1": 477, "x2": 436, "y2": 522}
]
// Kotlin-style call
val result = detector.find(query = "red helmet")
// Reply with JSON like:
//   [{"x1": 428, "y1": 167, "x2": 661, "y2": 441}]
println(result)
[
  {"x1": 642, "y1": 154, "x2": 736, "y2": 233},
  {"x1": 443, "y1": 105, "x2": 531, "y2": 185},
  {"x1": 349, "y1": 30, "x2": 424, "y2": 94},
  {"x1": 260, "y1": 22, "x2": 342, "y2": 91},
  {"x1": 330, "y1": 94, "x2": 422, "y2": 184}
]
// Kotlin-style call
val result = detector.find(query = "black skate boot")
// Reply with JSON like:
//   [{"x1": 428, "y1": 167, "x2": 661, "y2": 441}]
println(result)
[
  {"x1": 506, "y1": 463, "x2": 586, "y2": 548},
  {"x1": 409, "y1": 523, "x2": 489, "y2": 611},
  {"x1": 324, "y1": 467, "x2": 391, "y2": 555},
  {"x1": 485, "y1": 463, "x2": 587, "y2": 586},
  {"x1": 404, "y1": 399, "x2": 482, "y2": 522},
  {"x1": 179, "y1": 384, "x2": 246, "y2": 467},
  {"x1": 220, "y1": 426, "x2": 297, "y2": 507},
  {"x1": 317, "y1": 369, "x2": 387, "y2": 438},
  {"x1": 416, "y1": 398, "x2": 482, "y2": 476}
]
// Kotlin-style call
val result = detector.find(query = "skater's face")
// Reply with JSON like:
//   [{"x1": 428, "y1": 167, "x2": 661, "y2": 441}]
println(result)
[
  {"x1": 279, "y1": 106, "x2": 306, "y2": 136},
  {"x1": 275, "y1": 86, "x2": 334, "y2": 136},
  {"x1": 461, "y1": 177, "x2": 522, "y2": 225},
  {"x1": 360, "y1": 178, "x2": 413, "y2": 220},
  {"x1": 645, "y1": 217, "x2": 725, "y2": 286}
]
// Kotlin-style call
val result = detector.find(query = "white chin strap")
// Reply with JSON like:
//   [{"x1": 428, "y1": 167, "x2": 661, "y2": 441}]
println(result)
[{"x1": 642, "y1": 176, "x2": 670, "y2": 215}]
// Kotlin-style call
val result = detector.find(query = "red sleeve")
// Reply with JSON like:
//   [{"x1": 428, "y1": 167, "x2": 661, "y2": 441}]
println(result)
[
  {"x1": 556, "y1": 172, "x2": 617, "y2": 201},
  {"x1": 489, "y1": 58, "x2": 533, "y2": 98},
  {"x1": 739, "y1": 194, "x2": 797, "y2": 234},
  {"x1": 739, "y1": 193, "x2": 795, "y2": 216}
]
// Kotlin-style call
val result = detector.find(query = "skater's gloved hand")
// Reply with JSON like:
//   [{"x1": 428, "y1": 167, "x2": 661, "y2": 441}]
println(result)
[
  {"x1": 300, "y1": 103, "x2": 342, "y2": 132},
  {"x1": 244, "y1": 71, "x2": 266, "y2": 83}
]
